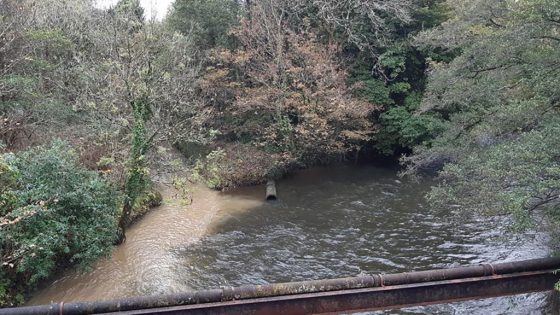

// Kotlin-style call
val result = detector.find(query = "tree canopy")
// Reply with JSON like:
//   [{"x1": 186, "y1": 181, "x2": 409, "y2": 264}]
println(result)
[{"x1": 405, "y1": 0, "x2": 560, "y2": 230}]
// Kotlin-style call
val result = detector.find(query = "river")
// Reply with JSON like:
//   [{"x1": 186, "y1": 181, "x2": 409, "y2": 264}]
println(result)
[{"x1": 28, "y1": 165, "x2": 553, "y2": 314}]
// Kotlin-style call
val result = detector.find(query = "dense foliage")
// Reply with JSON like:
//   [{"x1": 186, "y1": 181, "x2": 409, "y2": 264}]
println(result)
[
  {"x1": 1, "y1": 0, "x2": 202, "y2": 238},
  {"x1": 1, "y1": 0, "x2": 558, "y2": 307},
  {"x1": 172, "y1": 0, "x2": 438, "y2": 187},
  {"x1": 0, "y1": 141, "x2": 118, "y2": 306},
  {"x1": 346, "y1": 0, "x2": 451, "y2": 155},
  {"x1": 405, "y1": 0, "x2": 560, "y2": 230},
  {"x1": 198, "y1": 11, "x2": 377, "y2": 187},
  {"x1": 168, "y1": 0, "x2": 241, "y2": 50}
]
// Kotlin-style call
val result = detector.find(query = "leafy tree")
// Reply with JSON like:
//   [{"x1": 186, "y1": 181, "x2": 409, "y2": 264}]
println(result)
[
  {"x1": 0, "y1": 0, "x2": 203, "y2": 240},
  {"x1": 198, "y1": 1, "x2": 378, "y2": 187},
  {"x1": 310, "y1": 0, "x2": 413, "y2": 62},
  {"x1": 85, "y1": 0, "x2": 204, "y2": 241},
  {"x1": 114, "y1": 0, "x2": 145, "y2": 21},
  {"x1": 168, "y1": 0, "x2": 241, "y2": 50},
  {"x1": 0, "y1": 0, "x2": 76, "y2": 149},
  {"x1": 170, "y1": 0, "x2": 448, "y2": 160},
  {"x1": 0, "y1": 141, "x2": 119, "y2": 306},
  {"x1": 374, "y1": 93, "x2": 445, "y2": 155},
  {"x1": 405, "y1": 0, "x2": 560, "y2": 231},
  {"x1": 343, "y1": 0, "x2": 451, "y2": 156}
]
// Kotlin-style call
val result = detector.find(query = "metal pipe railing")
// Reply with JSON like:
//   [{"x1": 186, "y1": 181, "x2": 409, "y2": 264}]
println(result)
[{"x1": 3, "y1": 257, "x2": 560, "y2": 315}]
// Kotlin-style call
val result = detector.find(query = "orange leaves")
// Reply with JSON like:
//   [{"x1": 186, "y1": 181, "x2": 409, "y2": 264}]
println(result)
[{"x1": 197, "y1": 5, "x2": 381, "y2": 187}]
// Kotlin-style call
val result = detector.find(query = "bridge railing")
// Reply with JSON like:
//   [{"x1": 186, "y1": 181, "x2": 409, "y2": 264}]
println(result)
[{"x1": 4, "y1": 257, "x2": 560, "y2": 315}]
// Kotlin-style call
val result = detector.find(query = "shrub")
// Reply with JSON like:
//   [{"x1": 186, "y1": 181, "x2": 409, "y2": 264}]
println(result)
[
  {"x1": 0, "y1": 141, "x2": 119, "y2": 306},
  {"x1": 191, "y1": 148, "x2": 229, "y2": 189}
]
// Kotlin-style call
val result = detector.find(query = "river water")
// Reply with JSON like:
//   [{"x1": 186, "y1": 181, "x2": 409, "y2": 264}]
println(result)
[{"x1": 28, "y1": 165, "x2": 553, "y2": 314}]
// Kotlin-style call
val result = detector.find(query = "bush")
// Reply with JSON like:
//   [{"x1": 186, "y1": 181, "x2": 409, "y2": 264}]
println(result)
[
  {"x1": 0, "y1": 141, "x2": 119, "y2": 306},
  {"x1": 191, "y1": 148, "x2": 229, "y2": 189}
]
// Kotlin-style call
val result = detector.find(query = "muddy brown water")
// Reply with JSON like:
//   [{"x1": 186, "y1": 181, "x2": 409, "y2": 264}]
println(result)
[{"x1": 28, "y1": 165, "x2": 552, "y2": 314}]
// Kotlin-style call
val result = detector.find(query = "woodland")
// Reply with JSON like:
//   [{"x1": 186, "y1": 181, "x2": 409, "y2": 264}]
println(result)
[{"x1": 0, "y1": 0, "x2": 559, "y2": 306}]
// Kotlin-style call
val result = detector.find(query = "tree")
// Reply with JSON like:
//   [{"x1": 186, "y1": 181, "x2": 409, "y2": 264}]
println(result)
[
  {"x1": 340, "y1": 0, "x2": 450, "y2": 156},
  {"x1": 0, "y1": 141, "x2": 119, "y2": 306},
  {"x1": 405, "y1": 0, "x2": 560, "y2": 231},
  {"x1": 88, "y1": 0, "x2": 202, "y2": 241},
  {"x1": 1, "y1": 0, "x2": 203, "y2": 240},
  {"x1": 168, "y1": 0, "x2": 241, "y2": 50},
  {"x1": 198, "y1": 0, "x2": 378, "y2": 188},
  {"x1": 114, "y1": 0, "x2": 145, "y2": 21},
  {"x1": 311, "y1": 0, "x2": 413, "y2": 65},
  {"x1": 169, "y1": 0, "x2": 451, "y2": 184},
  {"x1": 0, "y1": 0, "x2": 70, "y2": 149}
]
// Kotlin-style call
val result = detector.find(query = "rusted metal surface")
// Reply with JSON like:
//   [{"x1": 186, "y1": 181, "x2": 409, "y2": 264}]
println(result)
[
  {"x1": 122, "y1": 271, "x2": 559, "y2": 315},
  {"x1": 4, "y1": 257, "x2": 560, "y2": 315}
]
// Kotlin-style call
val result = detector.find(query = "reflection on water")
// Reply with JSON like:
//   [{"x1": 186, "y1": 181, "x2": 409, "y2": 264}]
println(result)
[{"x1": 29, "y1": 165, "x2": 551, "y2": 314}]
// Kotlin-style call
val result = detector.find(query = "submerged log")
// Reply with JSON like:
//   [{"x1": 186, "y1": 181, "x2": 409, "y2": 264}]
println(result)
[{"x1": 266, "y1": 180, "x2": 277, "y2": 201}]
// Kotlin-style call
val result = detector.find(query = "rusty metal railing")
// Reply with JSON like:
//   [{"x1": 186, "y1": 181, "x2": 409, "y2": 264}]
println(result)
[{"x1": 4, "y1": 257, "x2": 560, "y2": 315}]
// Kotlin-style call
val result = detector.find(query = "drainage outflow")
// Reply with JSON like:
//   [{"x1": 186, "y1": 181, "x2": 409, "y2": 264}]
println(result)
[{"x1": 266, "y1": 180, "x2": 277, "y2": 201}]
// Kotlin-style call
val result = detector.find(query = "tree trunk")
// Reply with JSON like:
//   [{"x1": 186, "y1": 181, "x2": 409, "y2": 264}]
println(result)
[{"x1": 116, "y1": 200, "x2": 132, "y2": 244}]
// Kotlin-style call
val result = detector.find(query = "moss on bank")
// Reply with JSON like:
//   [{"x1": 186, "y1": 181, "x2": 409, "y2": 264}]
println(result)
[{"x1": 129, "y1": 187, "x2": 163, "y2": 224}]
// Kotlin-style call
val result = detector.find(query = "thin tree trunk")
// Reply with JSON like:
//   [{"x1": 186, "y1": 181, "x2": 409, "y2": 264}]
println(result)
[{"x1": 116, "y1": 200, "x2": 132, "y2": 244}]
